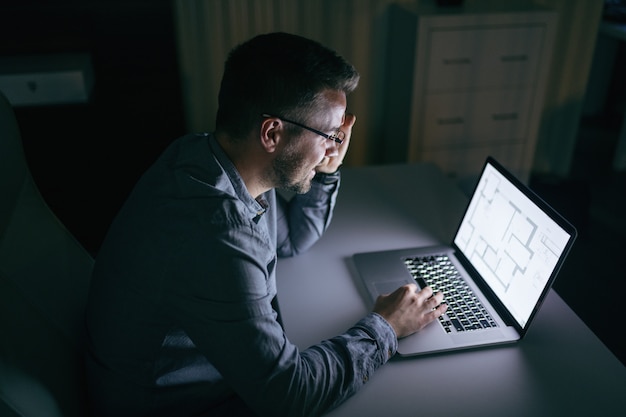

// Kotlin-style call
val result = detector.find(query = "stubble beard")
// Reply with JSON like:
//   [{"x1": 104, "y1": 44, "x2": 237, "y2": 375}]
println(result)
[{"x1": 272, "y1": 147, "x2": 314, "y2": 194}]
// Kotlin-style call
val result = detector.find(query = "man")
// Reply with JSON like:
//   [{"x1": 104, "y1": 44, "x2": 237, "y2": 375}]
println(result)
[{"x1": 85, "y1": 32, "x2": 447, "y2": 417}]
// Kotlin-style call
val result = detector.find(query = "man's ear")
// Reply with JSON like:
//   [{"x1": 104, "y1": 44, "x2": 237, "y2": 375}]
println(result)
[{"x1": 260, "y1": 117, "x2": 282, "y2": 153}]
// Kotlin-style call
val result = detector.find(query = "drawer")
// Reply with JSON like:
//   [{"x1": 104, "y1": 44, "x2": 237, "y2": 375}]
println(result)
[
  {"x1": 419, "y1": 89, "x2": 532, "y2": 147},
  {"x1": 425, "y1": 25, "x2": 546, "y2": 91}
]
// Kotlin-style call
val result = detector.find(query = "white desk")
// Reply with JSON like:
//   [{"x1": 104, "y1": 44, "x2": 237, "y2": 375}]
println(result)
[{"x1": 276, "y1": 163, "x2": 626, "y2": 417}]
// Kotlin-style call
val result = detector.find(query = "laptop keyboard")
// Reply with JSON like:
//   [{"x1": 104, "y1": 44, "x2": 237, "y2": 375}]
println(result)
[{"x1": 404, "y1": 255, "x2": 498, "y2": 333}]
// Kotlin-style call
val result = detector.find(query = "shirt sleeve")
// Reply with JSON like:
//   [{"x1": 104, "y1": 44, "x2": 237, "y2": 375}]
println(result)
[
  {"x1": 275, "y1": 174, "x2": 340, "y2": 257},
  {"x1": 171, "y1": 167, "x2": 400, "y2": 417},
  {"x1": 293, "y1": 312, "x2": 398, "y2": 415},
  {"x1": 182, "y1": 289, "x2": 397, "y2": 417},
  {"x1": 173, "y1": 209, "x2": 397, "y2": 417}
]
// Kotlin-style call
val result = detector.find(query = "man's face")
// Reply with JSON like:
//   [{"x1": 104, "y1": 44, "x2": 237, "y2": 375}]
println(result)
[{"x1": 272, "y1": 90, "x2": 347, "y2": 194}]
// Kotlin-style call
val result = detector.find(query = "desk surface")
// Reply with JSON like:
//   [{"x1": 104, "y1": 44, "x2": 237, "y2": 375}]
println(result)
[{"x1": 276, "y1": 163, "x2": 626, "y2": 417}]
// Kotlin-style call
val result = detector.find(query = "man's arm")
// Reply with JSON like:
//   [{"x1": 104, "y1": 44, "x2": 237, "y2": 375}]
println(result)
[
  {"x1": 274, "y1": 114, "x2": 356, "y2": 256},
  {"x1": 274, "y1": 177, "x2": 340, "y2": 256}
]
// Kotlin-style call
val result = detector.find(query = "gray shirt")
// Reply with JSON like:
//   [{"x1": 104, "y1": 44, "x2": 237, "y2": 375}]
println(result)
[{"x1": 85, "y1": 133, "x2": 397, "y2": 417}]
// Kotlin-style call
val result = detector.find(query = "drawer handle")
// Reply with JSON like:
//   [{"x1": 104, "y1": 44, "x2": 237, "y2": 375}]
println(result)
[
  {"x1": 437, "y1": 117, "x2": 465, "y2": 125},
  {"x1": 442, "y1": 58, "x2": 472, "y2": 65},
  {"x1": 500, "y1": 54, "x2": 528, "y2": 62},
  {"x1": 492, "y1": 113, "x2": 518, "y2": 121}
]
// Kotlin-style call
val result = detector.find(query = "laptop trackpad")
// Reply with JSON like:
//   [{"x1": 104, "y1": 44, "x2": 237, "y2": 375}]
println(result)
[
  {"x1": 450, "y1": 328, "x2": 505, "y2": 344},
  {"x1": 373, "y1": 280, "x2": 412, "y2": 296}
]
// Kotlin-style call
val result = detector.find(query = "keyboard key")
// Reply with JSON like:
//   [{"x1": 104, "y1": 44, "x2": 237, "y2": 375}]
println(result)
[{"x1": 404, "y1": 254, "x2": 498, "y2": 333}]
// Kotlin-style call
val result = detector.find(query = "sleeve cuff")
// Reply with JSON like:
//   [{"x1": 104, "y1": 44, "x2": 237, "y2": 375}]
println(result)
[
  {"x1": 355, "y1": 312, "x2": 398, "y2": 361},
  {"x1": 312, "y1": 171, "x2": 341, "y2": 185}
]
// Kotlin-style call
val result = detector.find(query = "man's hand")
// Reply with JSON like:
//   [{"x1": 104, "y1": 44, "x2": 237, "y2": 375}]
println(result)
[
  {"x1": 316, "y1": 113, "x2": 356, "y2": 174},
  {"x1": 373, "y1": 284, "x2": 447, "y2": 338}
]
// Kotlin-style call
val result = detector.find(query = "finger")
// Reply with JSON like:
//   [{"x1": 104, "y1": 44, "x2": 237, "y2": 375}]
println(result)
[
  {"x1": 403, "y1": 283, "x2": 418, "y2": 294},
  {"x1": 318, "y1": 156, "x2": 343, "y2": 174},
  {"x1": 425, "y1": 290, "x2": 445, "y2": 307},
  {"x1": 430, "y1": 302, "x2": 448, "y2": 318},
  {"x1": 430, "y1": 290, "x2": 445, "y2": 303},
  {"x1": 337, "y1": 113, "x2": 356, "y2": 147},
  {"x1": 417, "y1": 285, "x2": 434, "y2": 300},
  {"x1": 343, "y1": 113, "x2": 356, "y2": 129},
  {"x1": 427, "y1": 293, "x2": 444, "y2": 310}
]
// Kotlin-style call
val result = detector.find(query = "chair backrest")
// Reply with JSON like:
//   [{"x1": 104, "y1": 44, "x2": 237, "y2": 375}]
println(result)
[{"x1": 0, "y1": 90, "x2": 94, "y2": 416}]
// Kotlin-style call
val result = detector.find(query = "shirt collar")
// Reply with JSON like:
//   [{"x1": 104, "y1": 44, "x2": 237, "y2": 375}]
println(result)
[{"x1": 206, "y1": 133, "x2": 269, "y2": 221}]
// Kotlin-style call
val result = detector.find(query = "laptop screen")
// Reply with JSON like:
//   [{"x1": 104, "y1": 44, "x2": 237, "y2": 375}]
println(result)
[{"x1": 453, "y1": 158, "x2": 576, "y2": 330}]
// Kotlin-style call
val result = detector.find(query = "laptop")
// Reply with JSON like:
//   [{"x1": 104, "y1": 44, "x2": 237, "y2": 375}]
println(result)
[{"x1": 353, "y1": 156, "x2": 577, "y2": 357}]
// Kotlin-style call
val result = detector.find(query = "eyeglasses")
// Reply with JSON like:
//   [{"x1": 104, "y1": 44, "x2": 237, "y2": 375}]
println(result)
[{"x1": 261, "y1": 113, "x2": 345, "y2": 144}]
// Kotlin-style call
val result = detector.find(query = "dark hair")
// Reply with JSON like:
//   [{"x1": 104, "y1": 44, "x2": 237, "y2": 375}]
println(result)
[{"x1": 215, "y1": 32, "x2": 359, "y2": 138}]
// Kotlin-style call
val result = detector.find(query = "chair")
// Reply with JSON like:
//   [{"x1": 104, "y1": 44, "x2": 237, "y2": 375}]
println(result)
[{"x1": 0, "y1": 90, "x2": 94, "y2": 416}]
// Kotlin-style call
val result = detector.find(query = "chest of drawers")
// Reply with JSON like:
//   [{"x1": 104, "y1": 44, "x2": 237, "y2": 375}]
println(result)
[{"x1": 385, "y1": 4, "x2": 556, "y2": 184}]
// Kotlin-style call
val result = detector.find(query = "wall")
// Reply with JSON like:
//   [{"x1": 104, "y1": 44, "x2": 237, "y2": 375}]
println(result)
[
  {"x1": 0, "y1": 0, "x2": 186, "y2": 253},
  {"x1": 173, "y1": 0, "x2": 604, "y2": 176},
  {"x1": 0, "y1": 0, "x2": 605, "y2": 252},
  {"x1": 532, "y1": 0, "x2": 604, "y2": 176},
  {"x1": 173, "y1": 0, "x2": 408, "y2": 167}
]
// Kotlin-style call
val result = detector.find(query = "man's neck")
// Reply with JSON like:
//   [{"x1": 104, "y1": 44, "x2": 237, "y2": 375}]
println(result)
[{"x1": 215, "y1": 132, "x2": 271, "y2": 199}]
